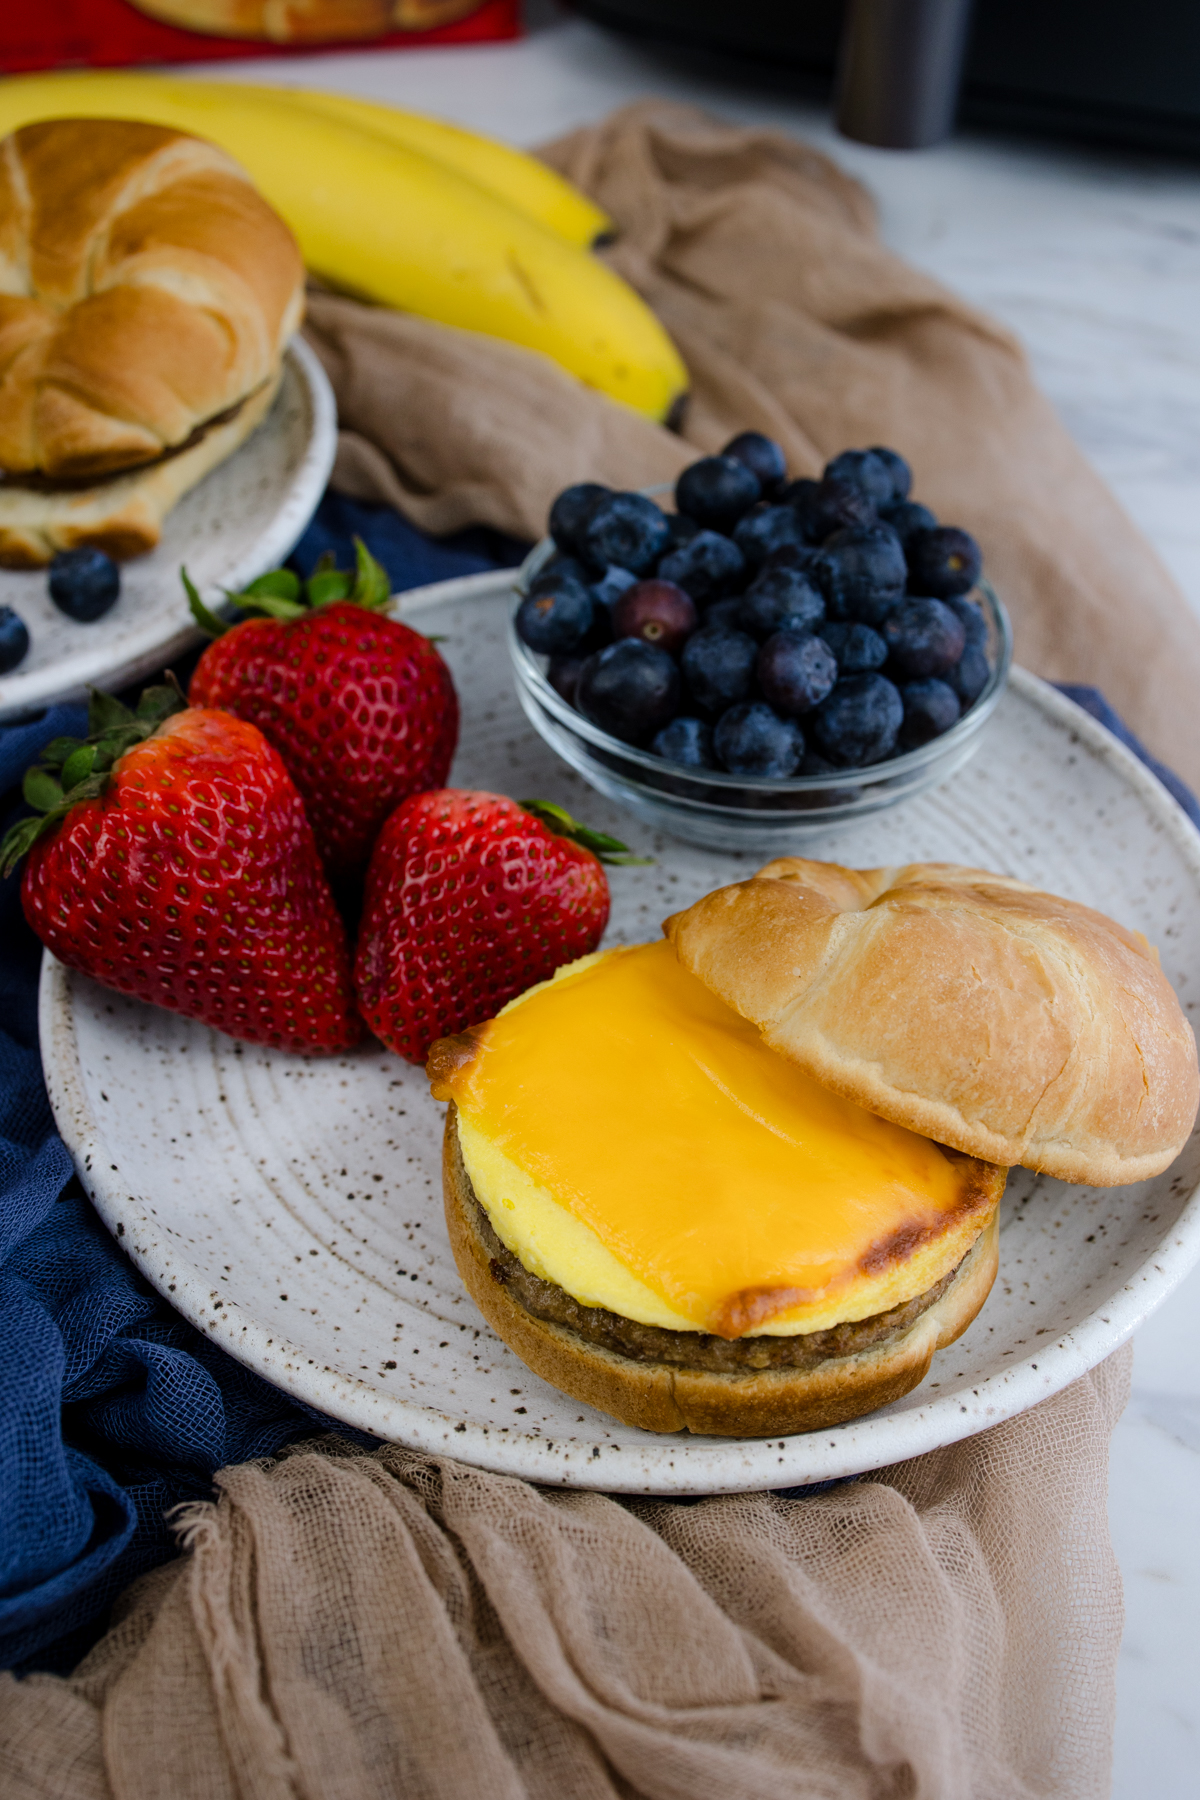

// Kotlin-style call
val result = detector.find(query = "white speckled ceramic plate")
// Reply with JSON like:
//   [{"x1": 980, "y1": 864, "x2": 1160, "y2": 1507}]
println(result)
[
  {"x1": 0, "y1": 337, "x2": 335, "y2": 722},
  {"x1": 38, "y1": 573, "x2": 1200, "y2": 1493}
]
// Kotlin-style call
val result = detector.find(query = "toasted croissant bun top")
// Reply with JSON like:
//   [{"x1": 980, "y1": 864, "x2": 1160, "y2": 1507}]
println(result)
[
  {"x1": 665, "y1": 858, "x2": 1200, "y2": 1186},
  {"x1": 0, "y1": 119, "x2": 304, "y2": 480}
]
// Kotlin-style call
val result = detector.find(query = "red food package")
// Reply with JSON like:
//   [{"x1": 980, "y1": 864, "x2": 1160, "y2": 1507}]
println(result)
[{"x1": 1, "y1": 0, "x2": 520, "y2": 76}]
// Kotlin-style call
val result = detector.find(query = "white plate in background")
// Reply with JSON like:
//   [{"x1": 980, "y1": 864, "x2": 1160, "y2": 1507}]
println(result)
[{"x1": 0, "y1": 336, "x2": 336, "y2": 722}]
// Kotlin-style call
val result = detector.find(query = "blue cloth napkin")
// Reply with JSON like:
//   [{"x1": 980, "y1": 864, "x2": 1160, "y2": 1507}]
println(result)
[{"x1": 0, "y1": 497, "x2": 1194, "y2": 1675}]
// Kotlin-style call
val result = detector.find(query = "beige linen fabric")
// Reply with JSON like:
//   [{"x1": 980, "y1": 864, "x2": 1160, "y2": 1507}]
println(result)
[
  {"x1": 305, "y1": 99, "x2": 1200, "y2": 787},
  {"x1": 0, "y1": 1347, "x2": 1128, "y2": 1800}
]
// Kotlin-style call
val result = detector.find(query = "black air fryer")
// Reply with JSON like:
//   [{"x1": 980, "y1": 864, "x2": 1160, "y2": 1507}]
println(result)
[{"x1": 570, "y1": 0, "x2": 1200, "y2": 156}]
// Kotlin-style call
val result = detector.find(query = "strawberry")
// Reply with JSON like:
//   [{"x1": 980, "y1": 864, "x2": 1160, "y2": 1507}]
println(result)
[
  {"x1": 354, "y1": 791, "x2": 644, "y2": 1063},
  {"x1": 2, "y1": 685, "x2": 360, "y2": 1055},
  {"x1": 185, "y1": 541, "x2": 458, "y2": 880}
]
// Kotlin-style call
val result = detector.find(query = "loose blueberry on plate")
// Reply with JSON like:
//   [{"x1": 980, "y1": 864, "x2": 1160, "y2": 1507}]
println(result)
[
  {"x1": 900, "y1": 677, "x2": 961, "y2": 747},
  {"x1": 576, "y1": 638, "x2": 680, "y2": 744},
  {"x1": 658, "y1": 530, "x2": 745, "y2": 604},
  {"x1": 613, "y1": 579, "x2": 697, "y2": 656},
  {"x1": 757, "y1": 630, "x2": 838, "y2": 716},
  {"x1": 882, "y1": 499, "x2": 937, "y2": 547},
  {"x1": 0, "y1": 605, "x2": 30, "y2": 673},
  {"x1": 589, "y1": 564, "x2": 639, "y2": 609},
  {"x1": 738, "y1": 566, "x2": 825, "y2": 639},
  {"x1": 714, "y1": 702, "x2": 804, "y2": 777},
  {"x1": 811, "y1": 673, "x2": 904, "y2": 767},
  {"x1": 867, "y1": 446, "x2": 912, "y2": 505},
  {"x1": 949, "y1": 642, "x2": 991, "y2": 705},
  {"x1": 515, "y1": 580, "x2": 595, "y2": 654},
  {"x1": 905, "y1": 525, "x2": 982, "y2": 597},
  {"x1": 549, "y1": 483, "x2": 611, "y2": 556},
  {"x1": 722, "y1": 430, "x2": 787, "y2": 495},
  {"x1": 823, "y1": 449, "x2": 895, "y2": 510},
  {"x1": 675, "y1": 455, "x2": 761, "y2": 533},
  {"x1": 47, "y1": 547, "x2": 121, "y2": 623},
  {"x1": 819, "y1": 523, "x2": 906, "y2": 625},
  {"x1": 581, "y1": 492, "x2": 671, "y2": 575},
  {"x1": 733, "y1": 503, "x2": 807, "y2": 569},
  {"x1": 651, "y1": 715, "x2": 716, "y2": 768},
  {"x1": 547, "y1": 653, "x2": 587, "y2": 704},
  {"x1": 881, "y1": 598, "x2": 966, "y2": 678},
  {"x1": 817, "y1": 620, "x2": 889, "y2": 673},
  {"x1": 681, "y1": 625, "x2": 758, "y2": 715}
]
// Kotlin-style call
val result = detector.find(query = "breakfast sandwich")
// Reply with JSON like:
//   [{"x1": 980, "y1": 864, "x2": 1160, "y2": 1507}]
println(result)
[
  {"x1": 429, "y1": 858, "x2": 1199, "y2": 1437},
  {"x1": 0, "y1": 117, "x2": 305, "y2": 566}
]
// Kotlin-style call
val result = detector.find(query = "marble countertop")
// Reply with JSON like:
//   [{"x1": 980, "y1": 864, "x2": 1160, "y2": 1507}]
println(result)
[{"x1": 206, "y1": 19, "x2": 1200, "y2": 1792}]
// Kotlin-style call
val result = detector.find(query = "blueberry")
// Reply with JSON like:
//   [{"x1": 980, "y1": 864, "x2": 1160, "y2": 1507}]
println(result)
[
  {"x1": 722, "y1": 430, "x2": 787, "y2": 495},
  {"x1": 657, "y1": 530, "x2": 745, "y2": 604},
  {"x1": 882, "y1": 500, "x2": 938, "y2": 547},
  {"x1": 704, "y1": 598, "x2": 743, "y2": 630},
  {"x1": 664, "y1": 511, "x2": 702, "y2": 547},
  {"x1": 515, "y1": 579, "x2": 595, "y2": 654},
  {"x1": 900, "y1": 678, "x2": 962, "y2": 747},
  {"x1": 738, "y1": 566, "x2": 825, "y2": 639},
  {"x1": 780, "y1": 478, "x2": 822, "y2": 542},
  {"x1": 823, "y1": 449, "x2": 894, "y2": 509},
  {"x1": 733, "y1": 503, "x2": 806, "y2": 569},
  {"x1": 757, "y1": 631, "x2": 838, "y2": 716},
  {"x1": 811, "y1": 674, "x2": 904, "y2": 767},
  {"x1": 0, "y1": 605, "x2": 30, "y2": 673},
  {"x1": 47, "y1": 547, "x2": 120, "y2": 622},
  {"x1": 549, "y1": 483, "x2": 610, "y2": 556},
  {"x1": 576, "y1": 639, "x2": 680, "y2": 745},
  {"x1": 806, "y1": 472, "x2": 878, "y2": 540},
  {"x1": 580, "y1": 492, "x2": 671, "y2": 575},
  {"x1": 714, "y1": 702, "x2": 804, "y2": 777},
  {"x1": 942, "y1": 593, "x2": 987, "y2": 647},
  {"x1": 589, "y1": 564, "x2": 639, "y2": 609},
  {"x1": 651, "y1": 715, "x2": 716, "y2": 768},
  {"x1": 817, "y1": 621, "x2": 889, "y2": 673},
  {"x1": 818, "y1": 523, "x2": 906, "y2": 624},
  {"x1": 948, "y1": 642, "x2": 991, "y2": 706},
  {"x1": 547, "y1": 653, "x2": 586, "y2": 705},
  {"x1": 868, "y1": 446, "x2": 912, "y2": 504},
  {"x1": 881, "y1": 598, "x2": 966, "y2": 678},
  {"x1": 681, "y1": 625, "x2": 758, "y2": 715},
  {"x1": 906, "y1": 525, "x2": 982, "y2": 597},
  {"x1": 613, "y1": 579, "x2": 697, "y2": 656},
  {"x1": 765, "y1": 540, "x2": 823, "y2": 577},
  {"x1": 675, "y1": 455, "x2": 761, "y2": 532},
  {"x1": 530, "y1": 553, "x2": 590, "y2": 595}
]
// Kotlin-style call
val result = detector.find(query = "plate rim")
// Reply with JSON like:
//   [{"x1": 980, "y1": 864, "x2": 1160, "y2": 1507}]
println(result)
[
  {"x1": 0, "y1": 336, "x2": 337, "y2": 722},
  {"x1": 36, "y1": 656, "x2": 1200, "y2": 1493}
]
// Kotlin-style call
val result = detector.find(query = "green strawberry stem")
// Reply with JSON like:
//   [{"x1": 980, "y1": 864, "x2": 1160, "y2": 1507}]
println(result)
[
  {"x1": 0, "y1": 682, "x2": 185, "y2": 878},
  {"x1": 519, "y1": 799, "x2": 652, "y2": 866},
  {"x1": 182, "y1": 537, "x2": 392, "y2": 639}
]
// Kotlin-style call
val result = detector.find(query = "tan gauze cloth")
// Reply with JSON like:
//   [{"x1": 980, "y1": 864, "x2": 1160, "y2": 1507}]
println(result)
[
  {"x1": 1, "y1": 1349, "x2": 1127, "y2": 1800},
  {"x1": 307, "y1": 98, "x2": 1200, "y2": 789}
]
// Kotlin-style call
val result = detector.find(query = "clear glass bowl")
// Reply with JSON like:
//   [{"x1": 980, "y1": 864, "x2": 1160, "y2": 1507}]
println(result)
[{"x1": 508, "y1": 539, "x2": 1013, "y2": 854}]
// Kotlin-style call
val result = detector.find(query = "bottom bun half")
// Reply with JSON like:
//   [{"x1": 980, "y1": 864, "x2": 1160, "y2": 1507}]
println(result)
[
  {"x1": 0, "y1": 372, "x2": 281, "y2": 567},
  {"x1": 442, "y1": 1106, "x2": 1003, "y2": 1438}
]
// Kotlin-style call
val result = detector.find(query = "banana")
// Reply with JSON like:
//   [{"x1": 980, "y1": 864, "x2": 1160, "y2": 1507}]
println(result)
[
  {"x1": 256, "y1": 86, "x2": 613, "y2": 248},
  {"x1": 0, "y1": 71, "x2": 686, "y2": 422}
]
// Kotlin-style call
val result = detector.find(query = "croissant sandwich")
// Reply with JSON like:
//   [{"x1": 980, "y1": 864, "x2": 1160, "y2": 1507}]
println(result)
[
  {"x1": 0, "y1": 117, "x2": 305, "y2": 566},
  {"x1": 428, "y1": 858, "x2": 1199, "y2": 1438}
]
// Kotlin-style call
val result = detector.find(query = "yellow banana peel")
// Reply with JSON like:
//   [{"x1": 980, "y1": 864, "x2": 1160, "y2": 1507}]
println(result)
[
  {"x1": 260, "y1": 86, "x2": 613, "y2": 248},
  {"x1": 0, "y1": 71, "x2": 686, "y2": 423}
]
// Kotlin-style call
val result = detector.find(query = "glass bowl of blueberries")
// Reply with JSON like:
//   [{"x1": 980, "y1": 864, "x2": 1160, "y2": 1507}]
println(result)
[{"x1": 509, "y1": 434, "x2": 1012, "y2": 853}]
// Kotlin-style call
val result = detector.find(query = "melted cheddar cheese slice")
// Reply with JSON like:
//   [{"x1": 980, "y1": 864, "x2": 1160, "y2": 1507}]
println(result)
[{"x1": 440, "y1": 941, "x2": 992, "y2": 1339}]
